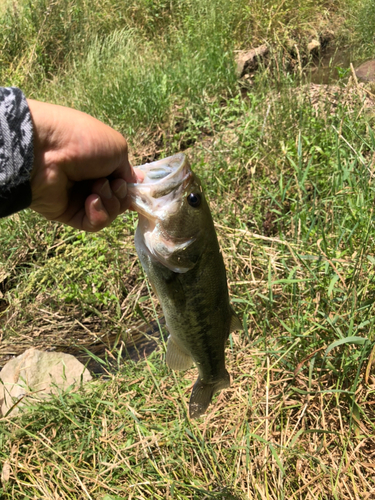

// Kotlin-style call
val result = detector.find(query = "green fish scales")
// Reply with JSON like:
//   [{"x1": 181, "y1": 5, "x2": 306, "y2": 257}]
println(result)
[{"x1": 128, "y1": 153, "x2": 242, "y2": 418}]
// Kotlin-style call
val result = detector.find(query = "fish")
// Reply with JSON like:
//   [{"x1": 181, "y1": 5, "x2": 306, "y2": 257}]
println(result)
[{"x1": 127, "y1": 153, "x2": 242, "y2": 418}]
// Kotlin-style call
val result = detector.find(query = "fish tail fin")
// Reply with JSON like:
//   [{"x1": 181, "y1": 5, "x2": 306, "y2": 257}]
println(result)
[
  {"x1": 189, "y1": 370, "x2": 230, "y2": 419},
  {"x1": 166, "y1": 336, "x2": 194, "y2": 371}
]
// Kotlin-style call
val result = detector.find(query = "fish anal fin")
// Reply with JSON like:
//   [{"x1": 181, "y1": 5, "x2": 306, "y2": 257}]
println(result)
[
  {"x1": 166, "y1": 336, "x2": 193, "y2": 371},
  {"x1": 230, "y1": 308, "x2": 242, "y2": 332},
  {"x1": 189, "y1": 370, "x2": 231, "y2": 419}
]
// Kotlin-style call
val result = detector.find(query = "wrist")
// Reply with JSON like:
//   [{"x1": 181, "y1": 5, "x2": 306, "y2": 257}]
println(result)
[{"x1": 27, "y1": 99, "x2": 61, "y2": 183}]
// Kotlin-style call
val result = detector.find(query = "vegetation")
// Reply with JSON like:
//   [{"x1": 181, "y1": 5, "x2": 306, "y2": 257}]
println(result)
[{"x1": 2, "y1": 0, "x2": 375, "y2": 498}]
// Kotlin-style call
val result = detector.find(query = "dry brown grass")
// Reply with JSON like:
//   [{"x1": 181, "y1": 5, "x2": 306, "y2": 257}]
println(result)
[
  {"x1": 2, "y1": 217, "x2": 375, "y2": 498},
  {"x1": 1, "y1": 330, "x2": 374, "y2": 499}
]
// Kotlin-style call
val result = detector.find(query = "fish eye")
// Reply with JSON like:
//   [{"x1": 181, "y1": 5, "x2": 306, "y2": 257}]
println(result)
[{"x1": 187, "y1": 193, "x2": 201, "y2": 208}]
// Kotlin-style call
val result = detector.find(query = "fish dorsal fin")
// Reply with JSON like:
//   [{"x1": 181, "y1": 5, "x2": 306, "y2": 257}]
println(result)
[
  {"x1": 166, "y1": 336, "x2": 194, "y2": 371},
  {"x1": 230, "y1": 309, "x2": 242, "y2": 332}
]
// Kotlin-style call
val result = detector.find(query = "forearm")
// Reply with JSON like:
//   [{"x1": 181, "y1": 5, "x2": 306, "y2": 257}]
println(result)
[
  {"x1": 0, "y1": 91, "x2": 140, "y2": 230},
  {"x1": 0, "y1": 87, "x2": 34, "y2": 218}
]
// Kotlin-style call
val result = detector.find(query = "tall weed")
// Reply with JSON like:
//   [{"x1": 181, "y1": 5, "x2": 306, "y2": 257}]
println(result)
[
  {"x1": 1, "y1": 0, "x2": 347, "y2": 93},
  {"x1": 45, "y1": 11, "x2": 238, "y2": 135},
  {"x1": 353, "y1": 0, "x2": 375, "y2": 57}
]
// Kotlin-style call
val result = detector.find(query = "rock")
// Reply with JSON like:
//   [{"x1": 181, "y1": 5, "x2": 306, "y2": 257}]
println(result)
[
  {"x1": 307, "y1": 39, "x2": 321, "y2": 56},
  {"x1": 320, "y1": 31, "x2": 335, "y2": 49},
  {"x1": 285, "y1": 38, "x2": 298, "y2": 55},
  {"x1": 355, "y1": 60, "x2": 375, "y2": 82},
  {"x1": 0, "y1": 348, "x2": 92, "y2": 417},
  {"x1": 1, "y1": 460, "x2": 11, "y2": 485},
  {"x1": 235, "y1": 44, "x2": 269, "y2": 78}
]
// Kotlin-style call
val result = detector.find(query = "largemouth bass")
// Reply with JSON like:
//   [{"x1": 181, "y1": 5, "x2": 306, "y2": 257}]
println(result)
[{"x1": 128, "y1": 153, "x2": 242, "y2": 418}]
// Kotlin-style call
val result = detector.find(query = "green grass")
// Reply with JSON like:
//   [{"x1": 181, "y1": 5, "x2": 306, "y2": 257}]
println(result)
[
  {"x1": 353, "y1": 0, "x2": 375, "y2": 58},
  {"x1": 2, "y1": 0, "x2": 375, "y2": 498},
  {"x1": 0, "y1": 0, "x2": 349, "y2": 134}
]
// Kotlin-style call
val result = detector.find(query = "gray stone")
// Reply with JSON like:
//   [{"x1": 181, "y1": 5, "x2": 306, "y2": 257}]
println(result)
[
  {"x1": 0, "y1": 348, "x2": 92, "y2": 416},
  {"x1": 307, "y1": 39, "x2": 321, "y2": 56},
  {"x1": 355, "y1": 60, "x2": 375, "y2": 82},
  {"x1": 235, "y1": 44, "x2": 269, "y2": 78},
  {"x1": 285, "y1": 38, "x2": 298, "y2": 54}
]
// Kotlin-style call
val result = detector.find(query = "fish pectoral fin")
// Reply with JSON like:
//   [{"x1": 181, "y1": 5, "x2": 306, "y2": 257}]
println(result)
[
  {"x1": 166, "y1": 336, "x2": 194, "y2": 371},
  {"x1": 189, "y1": 371, "x2": 231, "y2": 419},
  {"x1": 230, "y1": 309, "x2": 243, "y2": 333}
]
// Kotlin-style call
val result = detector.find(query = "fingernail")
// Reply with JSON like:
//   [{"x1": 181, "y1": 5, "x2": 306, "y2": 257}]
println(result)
[
  {"x1": 134, "y1": 168, "x2": 145, "y2": 183},
  {"x1": 93, "y1": 196, "x2": 103, "y2": 211},
  {"x1": 100, "y1": 180, "x2": 112, "y2": 199},
  {"x1": 114, "y1": 180, "x2": 127, "y2": 199}
]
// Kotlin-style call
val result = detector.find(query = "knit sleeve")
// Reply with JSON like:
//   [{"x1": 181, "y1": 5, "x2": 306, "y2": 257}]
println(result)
[{"x1": 0, "y1": 87, "x2": 34, "y2": 218}]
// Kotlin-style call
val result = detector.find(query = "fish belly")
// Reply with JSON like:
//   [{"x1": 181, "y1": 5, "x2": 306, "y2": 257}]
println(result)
[{"x1": 134, "y1": 221, "x2": 233, "y2": 418}]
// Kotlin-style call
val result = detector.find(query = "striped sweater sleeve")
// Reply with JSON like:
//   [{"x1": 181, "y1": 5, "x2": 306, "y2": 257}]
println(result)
[{"x1": 0, "y1": 87, "x2": 34, "y2": 218}]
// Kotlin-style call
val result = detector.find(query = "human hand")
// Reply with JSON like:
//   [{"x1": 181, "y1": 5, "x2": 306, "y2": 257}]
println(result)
[{"x1": 27, "y1": 99, "x2": 143, "y2": 231}]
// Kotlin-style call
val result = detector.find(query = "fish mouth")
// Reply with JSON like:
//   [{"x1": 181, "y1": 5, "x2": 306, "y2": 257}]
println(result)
[{"x1": 128, "y1": 153, "x2": 192, "y2": 218}]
